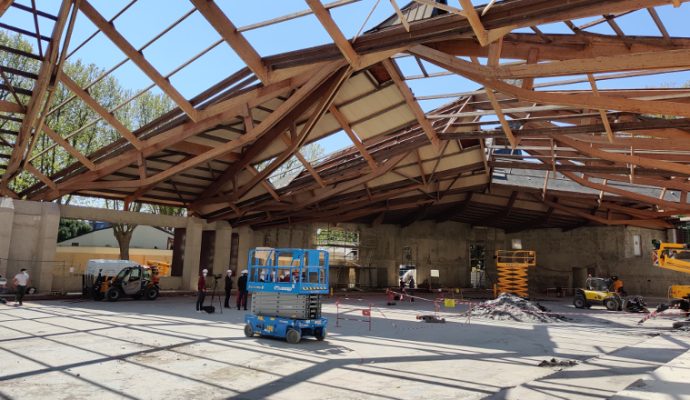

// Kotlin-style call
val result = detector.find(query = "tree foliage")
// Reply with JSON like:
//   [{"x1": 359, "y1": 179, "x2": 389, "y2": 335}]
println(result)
[
  {"x1": 57, "y1": 218, "x2": 93, "y2": 242},
  {"x1": 0, "y1": 31, "x2": 174, "y2": 195}
]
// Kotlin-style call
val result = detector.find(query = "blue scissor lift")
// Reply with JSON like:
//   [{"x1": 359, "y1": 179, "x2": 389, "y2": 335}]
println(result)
[{"x1": 244, "y1": 248, "x2": 329, "y2": 344}]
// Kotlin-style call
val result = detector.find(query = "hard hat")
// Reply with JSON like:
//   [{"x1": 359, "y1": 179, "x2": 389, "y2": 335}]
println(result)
[
  {"x1": 202, "y1": 268, "x2": 208, "y2": 273},
  {"x1": 241, "y1": 269, "x2": 248, "y2": 274}
]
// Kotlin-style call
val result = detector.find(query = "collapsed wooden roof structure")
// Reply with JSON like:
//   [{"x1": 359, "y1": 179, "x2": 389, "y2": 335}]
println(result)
[{"x1": 2, "y1": 0, "x2": 690, "y2": 231}]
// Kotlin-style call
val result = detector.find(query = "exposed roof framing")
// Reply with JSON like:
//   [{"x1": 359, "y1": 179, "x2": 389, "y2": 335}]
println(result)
[{"x1": 2, "y1": 0, "x2": 690, "y2": 231}]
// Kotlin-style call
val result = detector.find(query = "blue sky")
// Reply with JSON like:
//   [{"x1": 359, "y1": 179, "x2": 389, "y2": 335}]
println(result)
[{"x1": 4, "y1": 0, "x2": 690, "y2": 154}]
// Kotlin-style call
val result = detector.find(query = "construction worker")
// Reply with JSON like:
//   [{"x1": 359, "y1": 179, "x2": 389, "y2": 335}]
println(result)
[
  {"x1": 223, "y1": 269, "x2": 233, "y2": 309},
  {"x1": 13, "y1": 269, "x2": 30, "y2": 306},
  {"x1": 237, "y1": 270, "x2": 249, "y2": 310},
  {"x1": 610, "y1": 276, "x2": 626, "y2": 296},
  {"x1": 196, "y1": 268, "x2": 208, "y2": 312}
]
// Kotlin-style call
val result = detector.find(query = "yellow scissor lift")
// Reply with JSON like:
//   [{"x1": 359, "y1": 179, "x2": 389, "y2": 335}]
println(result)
[{"x1": 494, "y1": 250, "x2": 536, "y2": 298}]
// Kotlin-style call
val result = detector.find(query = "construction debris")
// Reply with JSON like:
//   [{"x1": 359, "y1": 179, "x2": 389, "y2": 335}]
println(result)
[
  {"x1": 538, "y1": 358, "x2": 577, "y2": 368},
  {"x1": 468, "y1": 293, "x2": 563, "y2": 323},
  {"x1": 416, "y1": 314, "x2": 446, "y2": 323}
]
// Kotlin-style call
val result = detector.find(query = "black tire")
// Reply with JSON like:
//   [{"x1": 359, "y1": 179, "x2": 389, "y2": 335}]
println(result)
[
  {"x1": 145, "y1": 287, "x2": 159, "y2": 301},
  {"x1": 315, "y1": 328, "x2": 326, "y2": 341},
  {"x1": 604, "y1": 297, "x2": 619, "y2": 311},
  {"x1": 244, "y1": 324, "x2": 254, "y2": 337},
  {"x1": 286, "y1": 329, "x2": 301, "y2": 344},
  {"x1": 106, "y1": 287, "x2": 121, "y2": 302},
  {"x1": 573, "y1": 296, "x2": 586, "y2": 309}
]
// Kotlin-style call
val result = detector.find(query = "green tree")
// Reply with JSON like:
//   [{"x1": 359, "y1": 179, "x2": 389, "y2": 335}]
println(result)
[
  {"x1": 57, "y1": 218, "x2": 93, "y2": 242},
  {"x1": 1, "y1": 32, "x2": 173, "y2": 195}
]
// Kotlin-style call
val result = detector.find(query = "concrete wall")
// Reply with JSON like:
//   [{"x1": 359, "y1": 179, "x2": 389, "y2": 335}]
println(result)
[
  {"x1": 0, "y1": 198, "x2": 60, "y2": 292},
  {"x1": 53, "y1": 247, "x2": 174, "y2": 292},
  {"x1": 235, "y1": 220, "x2": 482, "y2": 288},
  {"x1": 504, "y1": 226, "x2": 679, "y2": 296},
  {"x1": 234, "y1": 221, "x2": 683, "y2": 297},
  {"x1": 58, "y1": 225, "x2": 173, "y2": 249},
  {"x1": 1, "y1": 198, "x2": 232, "y2": 294}
]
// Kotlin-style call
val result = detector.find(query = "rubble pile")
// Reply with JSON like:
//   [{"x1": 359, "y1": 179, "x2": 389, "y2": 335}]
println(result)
[
  {"x1": 538, "y1": 358, "x2": 577, "y2": 368},
  {"x1": 468, "y1": 293, "x2": 563, "y2": 323}
]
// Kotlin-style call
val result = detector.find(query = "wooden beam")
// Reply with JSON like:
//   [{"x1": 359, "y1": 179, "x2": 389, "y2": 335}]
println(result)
[
  {"x1": 1, "y1": 0, "x2": 72, "y2": 193},
  {"x1": 42, "y1": 125, "x2": 96, "y2": 170},
  {"x1": 60, "y1": 73, "x2": 143, "y2": 150},
  {"x1": 24, "y1": 162, "x2": 56, "y2": 190},
  {"x1": 0, "y1": 100, "x2": 24, "y2": 114},
  {"x1": 282, "y1": 132, "x2": 326, "y2": 188},
  {"x1": 458, "y1": 0, "x2": 488, "y2": 46},
  {"x1": 85, "y1": 64, "x2": 343, "y2": 191},
  {"x1": 541, "y1": 196, "x2": 673, "y2": 229},
  {"x1": 555, "y1": 135, "x2": 690, "y2": 179},
  {"x1": 306, "y1": 0, "x2": 360, "y2": 68},
  {"x1": 247, "y1": 165, "x2": 281, "y2": 202},
  {"x1": 191, "y1": 64, "x2": 343, "y2": 205},
  {"x1": 388, "y1": 0, "x2": 410, "y2": 32},
  {"x1": 586, "y1": 74, "x2": 614, "y2": 143},
  {"x1": 562, "y1": 171, "x2": 689, "y2": 212},
  {"x1": 79, "y1": 0, "x2": 199, "y2": 121},
  {"x1": 521, "y1": 47, "x2": 539, "y2": 90},
  {"x1": 412, "y1": 0, "x2": 465, "y2": 17},
  {"x1": 484, "y1": 88, "x2": 517, "y2": 149},
  {"x1": 0, "y1": 0, "x2": 12, "y2": 16},
  {"x1": 493, "y1": 48, "x2": 690, "y2": 79},
  {"x1": 329, "y1": 104, "x2": 377, "y2": 170},
  {"x1": 410, "y1": 44, "x2": 690, "y2": 118},
  {"x1": 40, "y1": 68, "x2": 314, "y2": 199},
  {"x1": 232, "y1": 66, "x2": 351, "y2": 201},
  {"x1": 190, "y1": 0, "x2": 269, "y2": 82},
  {"x1": 382, "y1": 58, "x2": 440, "y2": 149}
]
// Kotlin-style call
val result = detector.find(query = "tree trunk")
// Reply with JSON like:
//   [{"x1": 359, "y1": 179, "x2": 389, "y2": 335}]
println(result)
[{"x1": 113, "y1": 225, "x2": 135, "y2": 260}]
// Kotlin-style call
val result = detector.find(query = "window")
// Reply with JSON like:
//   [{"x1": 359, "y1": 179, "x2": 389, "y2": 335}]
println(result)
[
  {"x1": 633, "y1": 234, "x2": 641, "y2": 257},
  {"x1": 315, "y1": 228, "x2": 359, "y2": 264}
]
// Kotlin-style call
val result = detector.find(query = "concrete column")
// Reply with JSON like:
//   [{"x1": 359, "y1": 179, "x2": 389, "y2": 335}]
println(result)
[
  {"x1": 237, "y1": 226, "x2": 253, "y2": 272},
  {"x1": 182, "y1": 217, "x2": 204, "y2": 291},
  {"x1": 35, "y1": 202, "x2": 60, "y2": 292},
  {"x1": 212, "y1": 221, "x2": 232, "y2": 276},
  {"x1": 0, "y1": 198, "x2": 15, "y2": 278}
]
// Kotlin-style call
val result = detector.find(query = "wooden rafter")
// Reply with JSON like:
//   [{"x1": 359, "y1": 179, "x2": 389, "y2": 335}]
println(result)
[
  {"x1": 79, "y1": 0, "x2": 199, "y2": 121},
  {"x1": 382, "y1": 58, "x2": 440, "y2": 149},
  {"x1": 1, "y1": 0, "x2": 72, "y2": 193},
  {"x1": 329, "y1": 104, "x2": 377, "y2": 169},
  {"x1": 231, "y1": 66, "x2": 351, "y2": 202},
  {"x1": 306, "y1": 0, "x2": 360, "y2": 68},
  {"x1": 190, "y1": 63, "x2": 344, "y2": 206},
  {"x1": 410, "y1": 45, "x2": 690, "y2": 118},
  {"x1": 60, "y1": 74, "x2": 143, "y2": 150},
  {"x1": 42, "y1": 125, "x2": 96, "y2": 171},
  {"x1": 191, "y1": 0, "x2": 269, "y2": 83}
]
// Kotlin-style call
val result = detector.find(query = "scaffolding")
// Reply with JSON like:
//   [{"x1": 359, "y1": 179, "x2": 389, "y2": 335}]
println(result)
[{"x1": 494, "y1": 250, "x2": 536, "y2": 298}]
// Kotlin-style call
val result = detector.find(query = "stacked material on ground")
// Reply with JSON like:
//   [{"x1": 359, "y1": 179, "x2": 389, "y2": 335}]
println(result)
[
  {"x1": 468, "y1": 293, "x2": 562, "y2": 323},
  {"x1": 538, "y1": 358, "x2": 577, "y2": 367}
]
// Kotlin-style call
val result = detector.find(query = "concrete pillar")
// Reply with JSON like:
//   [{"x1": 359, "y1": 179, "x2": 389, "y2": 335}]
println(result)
[
  {"x1": 0, "y1": 198, "x2": 15, "y2": 278},
  {"x1": 237, "y1": 226, "x2": 253, "y2": 272},
  {"x1": 35, "y1": 202, "x2": 60, "y2": 292},
  {"x1": 212, "y1": 221, "x2": 232, "y2": 276},
  {"x1": 182, "y1": 217, "x2": 204, "y2": 291}
]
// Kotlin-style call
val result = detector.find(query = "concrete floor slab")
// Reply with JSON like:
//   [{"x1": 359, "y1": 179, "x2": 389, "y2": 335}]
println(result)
[{"x1": 1, "y1": 296, "x2": 689, "y2": 400}]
